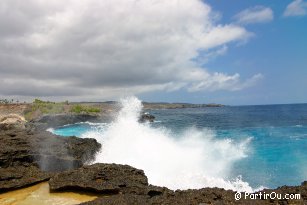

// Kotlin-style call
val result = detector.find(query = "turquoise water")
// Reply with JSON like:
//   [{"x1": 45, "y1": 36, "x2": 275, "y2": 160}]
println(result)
[
  {"x1": 52, "y1": 123, "x2": 91, "y2": 137},
  {"x1": 53, "y1": 103, "x2": 307, "y2": 190},
  {"x1": 52, "y1": 122, "x2": 107, "y2": 137}
]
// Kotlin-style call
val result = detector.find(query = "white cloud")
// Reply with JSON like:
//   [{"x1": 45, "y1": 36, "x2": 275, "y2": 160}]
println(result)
[
  {"x1": 0, "y1": 0, "x2": 261, "y2": 101},
  {"x1": 188, "y1": 73, "x2": 263, "y2": 92},
  {"x1": 201, "y1": 25, "x2": 252, "y2": 48},
  {"x1": 284, "y1": 0, "x2": 307, "y2": 16},
  {"x1": 195, "y1": 46, "x2": 228, "y2": 65},
  {"x1": 234, "y1": 6, "x2": 274, "y2": 25}
]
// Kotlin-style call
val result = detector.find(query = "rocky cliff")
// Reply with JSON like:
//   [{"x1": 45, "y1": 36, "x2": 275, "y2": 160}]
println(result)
[{"x1": 0, "y1": 121, "x2": 101, "y2": 192}]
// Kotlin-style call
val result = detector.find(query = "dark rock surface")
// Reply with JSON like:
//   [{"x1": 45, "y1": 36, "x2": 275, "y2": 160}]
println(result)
[
  {"x1": 0, "y1": 166, "x2": 51, "y2": 192},
  {"x1": 0, "y1": 128, "x2": 101, "y2": 171},
  {"x1": 139, "y1": 113, "x2": 155, "y2": 123},
  {"x1": 49, "y1": 163, "x2": 148, "y2": 195},
  {"x1": 80, "y1": 182, "x2": 307, "y2": 205},
  {"x1": 34, "y1": 114, "x2": 102, "y2": 129},
  {"x1": 0, "y1": 125, "x2": 101, "y2": 192},
  {"x1": 47, "y1": 163, "x2": 307, "y2": 205}
]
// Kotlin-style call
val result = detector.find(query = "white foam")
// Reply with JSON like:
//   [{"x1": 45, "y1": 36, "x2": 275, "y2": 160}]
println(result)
[
  {"x1": 87, "y1": 96, "x2": 254, "y2": 192},
  {"x1": 46, "y1": 128, "x2": 55, "y2": 133}
]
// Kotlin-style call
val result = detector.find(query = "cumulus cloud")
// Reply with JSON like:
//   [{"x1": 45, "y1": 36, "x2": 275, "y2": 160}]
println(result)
[
  {"x1": 234, "y1": 6, "x2": 274, "y2": 25},
  {"x1": 0, "y1": 0, "x2": 261, "y2": 101},
  {"x1": 284, "y1": 0, "x2": 307, "y2": 16}
]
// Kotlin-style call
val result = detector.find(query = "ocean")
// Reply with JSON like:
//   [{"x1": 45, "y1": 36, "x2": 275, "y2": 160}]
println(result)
[{"x1": 50, "y1": 97, "x2": 307, "y2": 192}]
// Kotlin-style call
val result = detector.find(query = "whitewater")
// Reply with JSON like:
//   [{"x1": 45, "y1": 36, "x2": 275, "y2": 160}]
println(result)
[{"x1": 80, "y1": 97, "x2": 255, "y2": 192}]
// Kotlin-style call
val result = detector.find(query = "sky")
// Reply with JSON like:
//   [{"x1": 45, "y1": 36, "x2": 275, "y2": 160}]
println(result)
[{"x1": 0, "y1": 0, "x2": 306, "y2": 105}]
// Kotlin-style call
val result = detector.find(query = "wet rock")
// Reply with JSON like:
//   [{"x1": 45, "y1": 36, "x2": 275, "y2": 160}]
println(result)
[
  {"x1": 0, "y1": 166, "x2": 51, "y2": 192},
  {"x1": 139, "y1": 113, "x2": 155, "y2": 123},
  {"x1": 49, "y1": 163, "x2": 148, "y2": 195}
]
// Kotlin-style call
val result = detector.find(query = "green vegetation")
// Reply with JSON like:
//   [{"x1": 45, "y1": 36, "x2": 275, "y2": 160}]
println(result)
[
  {"x1": 32, "y1": 99, "x2": 65, "y2": 114},
  {"x1": 23, "y1": 99, "x2": 100, "y2": 120},
  {"x1": 24, "y1": 99, "x2": 66, "y2": 120},
  {"x1": 70, "y1": 105, "x2": 100, "y2": 114}
]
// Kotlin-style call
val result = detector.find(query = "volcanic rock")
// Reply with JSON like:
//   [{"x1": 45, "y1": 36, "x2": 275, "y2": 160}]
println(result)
[
  {"x1": 34, "y1": 114, "x2": 101, "y2": 129},
  {"x1": 0, "y1": 128, "x2": 101, "y2": 170},
  {"x1": 0, "y1": 126, "x2": 101, "y2": 192},
  {"x1": 0, "y1": 166, "x2": 51, "y2": 192},
  {"x1": 80, "y1": 183, "x2": 307, "y2": 205},
  {"x1": 49, "y1": 163, "x2": 148, "y2": 195},
  {"x1": 139, "y1": 113, "x2": 155, "y2": 123}
]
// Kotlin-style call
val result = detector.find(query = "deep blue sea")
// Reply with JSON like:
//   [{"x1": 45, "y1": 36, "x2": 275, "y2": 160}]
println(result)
[{"x1": 52, "y1": 102, "x2": 307, "y2": 191}]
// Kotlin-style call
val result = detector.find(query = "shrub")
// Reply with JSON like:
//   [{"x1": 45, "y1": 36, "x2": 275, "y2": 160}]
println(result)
[
  {"x1": 70, "y1": 105, "x2": 100, "y2": 114},
  {"x1": 70, "y1": 105, "x2": 83, "y2": 114}
]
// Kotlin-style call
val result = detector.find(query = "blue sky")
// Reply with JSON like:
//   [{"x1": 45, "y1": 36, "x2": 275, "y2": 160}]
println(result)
[
  {"x1": 141, "y1": 0, "x2": 307, "y2": 105},
  {"x1": 0, "y1": 0, "x2": 306, "y2": 105}
]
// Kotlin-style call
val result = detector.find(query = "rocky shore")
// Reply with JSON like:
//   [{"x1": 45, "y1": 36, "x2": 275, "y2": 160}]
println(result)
[
  {"x1": 49, "y1": 163, "x2": 307, "y2": 205},
  {"x1": 0, "y1": 112, "x2": 307, "y2": 204},
  {"x1": 0, "y1": 119, "x2": 101, "y2": 192},
  {"x1": 33, "y1": 113, "x2": 105, "y2": 130}
]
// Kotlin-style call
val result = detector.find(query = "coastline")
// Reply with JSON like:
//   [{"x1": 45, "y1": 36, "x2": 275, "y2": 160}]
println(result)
[{"x1": 0, "y1": 103, "x2": 306, "y2": 204}]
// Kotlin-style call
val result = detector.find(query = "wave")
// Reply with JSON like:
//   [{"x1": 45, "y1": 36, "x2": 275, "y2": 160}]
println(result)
[
  {"x1": 56, "y1": 121, "x2": 108, "y2": 127},
  {"x1": 46, "y1": 128, "x2": 55, "y2": 133},
  {"x1": 83, "y1": 97, "x2": 255, "y2": 192}
]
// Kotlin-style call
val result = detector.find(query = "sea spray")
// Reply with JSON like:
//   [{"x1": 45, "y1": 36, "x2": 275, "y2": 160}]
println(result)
[
  {"x1": 36, "y1": 134, "x2": 74, "y2": 172},
  {"x1": 84, "y1": 97, "x2": 254, "y2": 192}
]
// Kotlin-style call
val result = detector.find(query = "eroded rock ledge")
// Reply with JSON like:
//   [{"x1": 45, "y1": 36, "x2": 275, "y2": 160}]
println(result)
[
  {"x1": 49, "y1": 163, "x2": 148, "y2": 195},
  {"x1": 48, "y1": 163, "x2": 307, "y2": 205},
  {"x1": 0, "y1": 124, "x2": 101, "y2": 192},
  {"x1": 34, "y1": 114, "x2": 103, "y2": 129}
]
